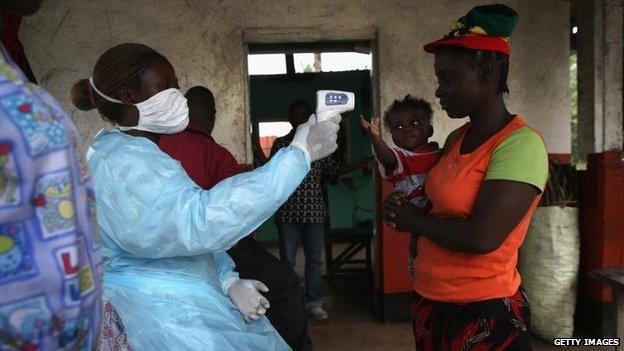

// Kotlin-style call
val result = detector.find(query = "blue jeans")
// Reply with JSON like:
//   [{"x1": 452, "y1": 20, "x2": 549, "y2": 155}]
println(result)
[{"x1": 277, "y1": 222, "x2": 324, "y2": 309}]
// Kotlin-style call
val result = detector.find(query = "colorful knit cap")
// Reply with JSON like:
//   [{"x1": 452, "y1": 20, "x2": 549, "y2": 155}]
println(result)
[{"x1": 423, "y1": 4, "x2": 519, "y2": 56}]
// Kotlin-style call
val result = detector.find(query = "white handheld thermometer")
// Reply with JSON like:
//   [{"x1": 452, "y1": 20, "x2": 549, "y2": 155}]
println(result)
[{"x1": 315, "y1": 90, "x2": 355, "y2": 122}]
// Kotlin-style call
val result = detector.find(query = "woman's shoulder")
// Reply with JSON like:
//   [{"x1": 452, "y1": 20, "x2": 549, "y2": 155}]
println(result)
[
  {"x1": 497, "y1": 124, "x2": 547, "y2": 153},
  {"x1": 90, "y1": 129, "x2": 173, "y2": 166},
  {"x1": 487, "y1": 124, "x2": 548, "y2": 191},
  {"x1": 442, "y1": 124, "x2": 469, "y2": 154},
  {"x1": 89, "y1": 130, "x2": 192, "y2": 190}
]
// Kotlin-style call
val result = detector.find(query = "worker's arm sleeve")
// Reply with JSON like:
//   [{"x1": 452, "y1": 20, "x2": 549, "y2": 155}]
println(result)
[
  {"x1": 213, "y1": 251, "x2": 240, "y2": 295},
  {"x1": 93, "y1": 145, "x2": 310, "y2": 258}
]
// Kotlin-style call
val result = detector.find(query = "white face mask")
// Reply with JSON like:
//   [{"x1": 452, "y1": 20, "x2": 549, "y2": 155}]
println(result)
[{"x1": 89, "y1": 77, "x2": 189, "y2": 134}]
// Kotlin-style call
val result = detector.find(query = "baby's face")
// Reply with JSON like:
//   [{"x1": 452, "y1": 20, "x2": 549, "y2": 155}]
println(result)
[{"x1": 388, "y1": 109, "x2": 432, "y2": 151}]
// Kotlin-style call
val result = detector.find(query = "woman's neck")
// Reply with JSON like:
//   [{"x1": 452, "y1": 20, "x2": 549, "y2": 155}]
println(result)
[{"x1": 468, "y1": 96, "x2": 512, "y2": 138}]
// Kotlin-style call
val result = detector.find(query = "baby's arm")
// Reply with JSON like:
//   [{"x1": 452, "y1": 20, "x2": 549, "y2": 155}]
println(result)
[{"x1": 359, "y1": 116, "x2": 397, "y2": 173}]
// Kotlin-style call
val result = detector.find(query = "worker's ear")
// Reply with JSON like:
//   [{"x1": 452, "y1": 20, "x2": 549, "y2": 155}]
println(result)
[
  {"x1": 428, "y1": 126, "x2": 434, "y2": 138},
  {"x1": 118, "y1": 86, "x2": 146, "y2": 105},
  {"x1": 118, "y1": 87, "x2": 135, "y2": 105}
]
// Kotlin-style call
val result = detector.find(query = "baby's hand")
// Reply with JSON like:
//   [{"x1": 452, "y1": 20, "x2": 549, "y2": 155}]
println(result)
[{"x1": 359, "y1": 115, "x2": 382, "y2": 140}]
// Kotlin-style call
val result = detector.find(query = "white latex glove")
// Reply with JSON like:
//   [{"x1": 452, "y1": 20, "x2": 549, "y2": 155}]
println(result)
[
  {"x1": 227, "y1": 279, "x2": 271, "y2": 323},
  {"x1": 290, "y1": 113, "x2": 341, "y2": 162}
]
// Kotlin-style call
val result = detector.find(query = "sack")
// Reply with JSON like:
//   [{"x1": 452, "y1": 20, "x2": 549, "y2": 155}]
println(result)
[{"x1": 518, "y1": 206, "x2": 580, "y2": 340}]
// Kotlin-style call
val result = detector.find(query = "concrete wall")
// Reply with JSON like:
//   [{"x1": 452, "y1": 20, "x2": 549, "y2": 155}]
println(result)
[
  {"x1": 20, "y1": 0, "x2": 571, "y2": 161},
  {"x1": 576, "y1": 0, "x2": 623, "y2": 156}
]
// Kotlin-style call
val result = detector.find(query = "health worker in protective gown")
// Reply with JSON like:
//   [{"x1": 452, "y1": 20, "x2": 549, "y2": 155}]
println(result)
[{"x1": 70, "y1": 43, "x2": 341, "y2": 351}]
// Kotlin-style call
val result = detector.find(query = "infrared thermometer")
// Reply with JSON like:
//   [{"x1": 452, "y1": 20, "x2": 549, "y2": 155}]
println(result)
[{"x1": 315, "y1": 90, "x2": 355, "y2": 122}]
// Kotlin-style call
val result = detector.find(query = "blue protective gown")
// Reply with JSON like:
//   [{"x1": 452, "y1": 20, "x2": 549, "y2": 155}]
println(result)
[{"x1": 87, "y1": 128, "x2": 310, "y2": 350}]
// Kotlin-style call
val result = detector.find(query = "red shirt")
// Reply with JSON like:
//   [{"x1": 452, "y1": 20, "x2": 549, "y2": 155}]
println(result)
[
  {"x1": 377, "y1": 143, "x2": 441, "y2": 208},
  {"x1": 158, "y1": 123, "x2": 240, "y2": 189}
]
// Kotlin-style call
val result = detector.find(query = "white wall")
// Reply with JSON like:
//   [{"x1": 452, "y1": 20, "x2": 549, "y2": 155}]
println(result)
[{"x1": 20, "y1": 0, "x2": 571, "y2": 161}]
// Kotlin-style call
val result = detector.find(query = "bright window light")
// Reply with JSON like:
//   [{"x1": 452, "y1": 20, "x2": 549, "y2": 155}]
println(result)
[
  {"x1": 248, "y1": 54, "x2": 287, "y2": 75},
  {"x1": 258, "y1": 121, "x2": 293, "y2": 157},
  {"x1": 294, "y1": 52, "x2": 372, "y2": 73},
  {"x1": 572, "y1": 26, "x2": 578, "y2": 34},
  {"x1": 259, "y1": 121, "x2": 292, "y2": 138},
  {"x1": 320, "y1": 52, "x2": 372, "y2": 72},
  {"x1": 294, "y1": 53, "x2": 320, "y2": 73}
]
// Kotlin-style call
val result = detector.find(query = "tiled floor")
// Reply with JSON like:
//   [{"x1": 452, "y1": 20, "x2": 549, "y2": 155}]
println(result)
[{"x1": 265, "y1": 243, "x2": 614, "y2": 351}]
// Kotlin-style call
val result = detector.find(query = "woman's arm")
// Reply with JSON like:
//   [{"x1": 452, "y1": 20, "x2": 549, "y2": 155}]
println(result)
[
  {"x1": 383, "y1": 180, "x2": 539, "y2": 254},
  {"x1": 93, "y1": 143, "x2": 311, "y2": 258}
]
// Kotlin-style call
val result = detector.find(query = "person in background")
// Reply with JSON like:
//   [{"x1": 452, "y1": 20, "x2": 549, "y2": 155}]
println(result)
[
  {"x1": 382, "y1": 5, "x2": 547, "y2": 350},
  {"x1": 251, "y1": 130, "x2": 269, "y2": 167},
  {"x1": 270, "y1": 100, "x2": 369, "y2": 321},
  {"x1": 159, "y1": 86, "x2": 240, "y2": 186},
  {"x1": 270, "y1": 100, "x2": 337, "y2": 321},
  {"x1": 360, "y1": 95, "x2": 441, "y2": 278},
  {"x1": 0, "y1": 8, "x2": 37, "y2": 84},
  {"x1": 159, "y1": 86, "x2": 312, "y2": 351},
  {"x1": 0, "y1": 1, "x2": 102, "y2": 350}
]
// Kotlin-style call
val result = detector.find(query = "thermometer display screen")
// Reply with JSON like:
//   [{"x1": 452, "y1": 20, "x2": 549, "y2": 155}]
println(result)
[{"x1": 325, "y1": 93, "x2": 349, "y2": 106}]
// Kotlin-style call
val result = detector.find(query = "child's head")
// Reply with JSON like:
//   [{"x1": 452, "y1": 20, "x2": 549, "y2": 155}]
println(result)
[{"x1": 383, "y1": 95, "x2": 434, "y2": 150}]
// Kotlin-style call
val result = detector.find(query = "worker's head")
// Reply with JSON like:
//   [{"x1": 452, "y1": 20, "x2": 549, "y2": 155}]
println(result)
[
  {"x1": 185, "y1": 86, "x2": 216, "y2": 135},
  {"x1": 0, "y1": 0, "x2": 43, "y2": 16},
  {"x1": 70, "y1": 43, "x2": 187, "y2": 133},
  {"x1": 288, "y1": 100, "x2": 312, "y2": 128}
]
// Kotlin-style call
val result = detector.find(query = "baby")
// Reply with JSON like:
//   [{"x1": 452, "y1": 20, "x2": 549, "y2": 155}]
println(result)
[{"x1": 360, "y1": 95, "x2": 441, "y2": 278}]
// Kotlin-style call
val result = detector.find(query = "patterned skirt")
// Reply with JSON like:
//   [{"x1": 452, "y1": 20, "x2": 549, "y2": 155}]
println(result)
[
  {"x1": 99, "y1": 299, "x2": 132, "y2": 351},
  {"x1": 411, "y1": 286, "x2": 532, "y2": 351}
]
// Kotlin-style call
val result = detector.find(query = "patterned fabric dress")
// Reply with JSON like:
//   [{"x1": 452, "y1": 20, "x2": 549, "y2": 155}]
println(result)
[
  {"x1": 411, "y1": 286, "x2": 532, "y2": 351},
  {"x1": 0, "y1": 45, "x2": 102, "y2": 350}
]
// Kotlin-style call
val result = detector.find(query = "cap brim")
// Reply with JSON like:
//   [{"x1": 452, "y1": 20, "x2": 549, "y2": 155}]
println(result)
[{"x1": 423, "y1": 35, "x2": 510, "y2": 56}]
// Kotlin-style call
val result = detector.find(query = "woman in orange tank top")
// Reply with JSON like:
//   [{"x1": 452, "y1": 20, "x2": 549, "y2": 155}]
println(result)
[{"x1": 382, "y1": 5, "x2": 548, "y2": 351}]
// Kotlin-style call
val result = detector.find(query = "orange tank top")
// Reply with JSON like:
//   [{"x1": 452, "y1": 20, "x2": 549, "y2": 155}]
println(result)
[{"x1": 414, "y1": 116, "x2": 543, "y2": 303}]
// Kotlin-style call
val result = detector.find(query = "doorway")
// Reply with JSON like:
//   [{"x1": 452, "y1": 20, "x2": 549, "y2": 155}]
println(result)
[{"x1": 244, "y1": 40, "x2": 379, "y2": 319}]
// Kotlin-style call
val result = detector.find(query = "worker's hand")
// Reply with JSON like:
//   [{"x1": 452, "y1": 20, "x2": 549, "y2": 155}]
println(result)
[
  {"x1": 359, "y1": 115, "x2": 382, "y2": 141},
  {"x1": 291, "y1": 113, "x2": 341, "y2": 162},
  {"x1": 227, "y1": 279, "x2": 271, "y2": 323},
  {"x1": 382, "y1": 191, "x2": 422, "y2": 233}
]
